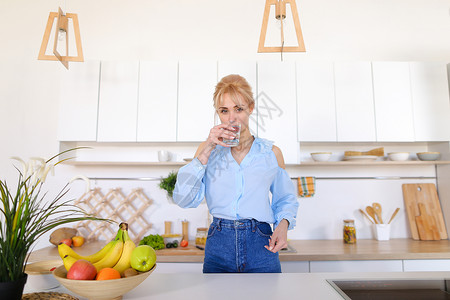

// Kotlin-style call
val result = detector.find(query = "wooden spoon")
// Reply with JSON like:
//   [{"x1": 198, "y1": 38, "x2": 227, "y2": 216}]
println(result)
[
  {"x1": 365, "y1": 206, "x2": 378, "y2": 224},
  {"x1": 372, "y1": 202, "x2": 384, "y2": 224},
  {"x1": 359, "y1": 209, "x2": 374, "y2": 224},
  {"x1": 388, "y1": 208, "x2": 400, "y2": 224}
]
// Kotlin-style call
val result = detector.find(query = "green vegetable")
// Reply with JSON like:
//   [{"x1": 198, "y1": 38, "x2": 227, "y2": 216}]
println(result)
[
  {"x1": 159, "y1": 171, "x2": 177, "y2": 197},
  {"x1": 172, "y1": 242, "x2": 178, "y2": 248},
  {"x1": 166, "y1": 243, "x2": 173, "y2": 248},
  {"x1": 138, "y1": 234, "x2": 165, "y2": 250}
]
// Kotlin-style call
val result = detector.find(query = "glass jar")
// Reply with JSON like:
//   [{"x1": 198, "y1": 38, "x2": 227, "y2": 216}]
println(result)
[
  {"x1": 343, "y1": 219, "x2": 356, "y2": 244},
  {"x1": 195, "y1": 227, "x2": 208, "y2": 248}
]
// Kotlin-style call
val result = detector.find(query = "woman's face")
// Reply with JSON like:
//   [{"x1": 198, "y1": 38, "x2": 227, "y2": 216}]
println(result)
[{"x1": 216, "y1": 93, "x2": 253, "y2": 130}]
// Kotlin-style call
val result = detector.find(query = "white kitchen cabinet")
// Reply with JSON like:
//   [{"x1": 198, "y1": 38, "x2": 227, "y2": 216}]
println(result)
[
  {"x1": 410, "y1": 62, "x2": 450, "y2": 141},
  {"x1": 218, "y1": 61, "x2": 258, "y2": 136},
  {"x1": 137, "y1": 61, "x2": 178, "y2": 142},
  {"x1": 334, "y1": 62, "x2": 376, "y2": 142},
  {"x1": 281, "y1": 261, "x2": 310, "y2": 273},
  {"x1": 310, "y1": 260, "x2": 403, "y2": 273},
  {"x1": 372, "y1": 62, "x2": 415, "y2": 142},
  {"x1": 154, "y1": 263, "x2": 203, "y2": 273},
  {"x1": 257, "y1": 61, "x2": 299, "y2": 164},
  {"x1": 57, "y1": 60, "x2": 100, "y2": 141},
  {"x1": 403, "y1": 259, "x2": 450, "y2": 272},
  {"x1": 97, "y1": 61, "x2": 139, "y2": 142},
  {"x1": 177, "y1": 61, "x2": 217, "y2": 142},
  {"x1": 297, "y1": 62, "x2": 337, "y2": 142}
]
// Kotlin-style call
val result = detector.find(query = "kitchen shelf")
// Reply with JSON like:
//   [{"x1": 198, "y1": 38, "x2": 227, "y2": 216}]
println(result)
[
  {"x1": 291, "y1": 160, "x2": 450, "y2": 166},
  {"x1": 62, "y1": 161, "x2": 189, "y2": 166},
  {"x1": 62, "y1": 160, "x2": 450, "y2": 167}
]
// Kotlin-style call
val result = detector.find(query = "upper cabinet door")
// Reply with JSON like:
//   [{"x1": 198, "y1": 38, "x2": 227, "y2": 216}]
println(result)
[
  {"x1": 257, "y1": 61, "x2": 298, "y2": 164},
  {"x1": 97, "y1": 61, "x2": 139, "y2": 142},
  {"x1": 57, "y1": 60, "x2": 100, "y2": 141},
  {"x1": 137, "y1": 61, "x2": 178, "y2": 142},
  {"x1": 372, "y1": 62, "x2": 415, "y2": 142},
  {"x1": 297, "y1": 62, "x2": 337, "y2": 142},
  {"x1": 218, "y1": 61, "x2": 258, "y2": 136},
  {"x1": 177, "y1": 61, "x2": 217, "y2": 142},
  {"x1": 410, "y1": 62, "x2": 450, "y2": 141},
  {"x1": 334, "y1": 62, "x2": 376, "y2": 142}
]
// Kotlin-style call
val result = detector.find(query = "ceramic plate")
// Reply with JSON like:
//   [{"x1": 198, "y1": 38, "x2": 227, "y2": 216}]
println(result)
[{"x1": 343, "y1": 155, "x2": 378, "y2": 161}]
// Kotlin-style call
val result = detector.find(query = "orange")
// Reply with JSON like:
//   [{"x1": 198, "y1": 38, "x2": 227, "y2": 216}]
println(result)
[{"x1": 95, "y1": 268, "x2": 121, "y2": 280}]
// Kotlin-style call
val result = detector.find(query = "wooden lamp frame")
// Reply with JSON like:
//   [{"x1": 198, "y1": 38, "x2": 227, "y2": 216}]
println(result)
[
  {"x1": 258, "y1": 0, "x2": 306, "y2": 53},
  {"x1": 38, "y1": 7, "x2": 84, "y2": 69}
]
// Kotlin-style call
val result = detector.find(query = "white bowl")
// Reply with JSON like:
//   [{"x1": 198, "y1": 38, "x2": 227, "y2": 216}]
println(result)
[
  {"x1": 310, "y1": 152, "x2": 332, "y2": 162},
  {"x1": 417, "y1": 152, "x2": 441, "y2": 161},
  {"x1": 25, "y1": 260, "x2": 61, "y2": 290},
  {"x1": 161, "y1": 234, "x2": 182, "y2": 247},
  {"x1": 387, "y1": 152, "x2": 409, "y2": 161}
]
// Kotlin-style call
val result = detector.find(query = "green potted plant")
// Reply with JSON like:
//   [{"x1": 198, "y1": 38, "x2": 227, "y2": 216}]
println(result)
[
  {"x1": 0, "y1": 148, "x2": 109, "y2": 299},
  {"x1": 159, "y1": 171, "x2": 177, "y2": 200}
]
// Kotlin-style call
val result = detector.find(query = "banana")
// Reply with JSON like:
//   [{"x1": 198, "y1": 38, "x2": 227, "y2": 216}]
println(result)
[
  {"x1": 57, "y1": 228, "x2": 123, "y2": 262},
  {"x1": 63, "y1": 254, "x2": 78, "y2": 271},
  {"x1": 113, "y1": 229, "x2": 136, "y2": 275},
  {"x1": 93, "y1": 235, "x2": 124, "y2": 272}
]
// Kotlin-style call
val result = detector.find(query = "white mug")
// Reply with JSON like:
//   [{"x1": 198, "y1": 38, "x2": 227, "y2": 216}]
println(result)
[{"x1": 158, "y1": 150, "x2": 171, "y2": 162}]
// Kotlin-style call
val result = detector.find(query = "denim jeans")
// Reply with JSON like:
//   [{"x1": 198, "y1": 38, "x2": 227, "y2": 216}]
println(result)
[{"x1": 203, "y1": 217, "x2": 281, "y2": 273}]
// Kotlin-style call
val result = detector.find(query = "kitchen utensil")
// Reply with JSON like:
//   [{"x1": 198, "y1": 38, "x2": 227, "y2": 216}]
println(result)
[
  {"x1": 182, "y1": 220, "x2": 189, "y2": 241},
  {"x1": 416, "y1": 152, "x2": 440, "y2": 161},
  {"x1": 374, "y1": 224, "x2": 391, "y2": 241},
  {"x1": 372, "y1": 202, "x2": 384, "y2": 224},
  {"x1": 53, "y1": 264, "x2": 155, "y2": 300},
  {"x1": 365, "y1": 206, "x2": 378, "y2": 224},
  {"x1": 388, "y1": 208, "x2": 400, "y2": 224},
  {"x1": 164, "y1": 221, "x2": 172, "y2": 235},
  {"x1": 387, "y1": 152, "x2": 409, "y2": 161},
  {"x1": 359, "y1": 209, "x2": 374, "y2": 224},
  {"x1": 310, "y1": 152, "x2": 332, "y2": 162},
  {"x1": 402, "y1": 183, "x2": 447, "y2": 240},
  {"x1": 415, "y1": 203, "x2": 440, "y2": 241},
  {"x1": 344, "y1": 147, "x2": 384, "y2": 157}
]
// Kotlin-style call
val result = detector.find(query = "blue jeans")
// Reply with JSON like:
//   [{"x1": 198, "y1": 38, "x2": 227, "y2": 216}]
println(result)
[{"x1": 203, "y1": 217, "x2": 281, "y2": 273}]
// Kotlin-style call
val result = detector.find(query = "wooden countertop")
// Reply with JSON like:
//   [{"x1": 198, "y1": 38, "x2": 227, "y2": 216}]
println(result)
[{"x1": 28, "y1": 239, "x2": 450, "y2": 264}]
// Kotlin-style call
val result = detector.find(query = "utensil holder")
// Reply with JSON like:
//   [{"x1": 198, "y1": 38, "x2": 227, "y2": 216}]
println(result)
[{"x1": 374, "y1": 224, "x2": 391, "y2": 241}]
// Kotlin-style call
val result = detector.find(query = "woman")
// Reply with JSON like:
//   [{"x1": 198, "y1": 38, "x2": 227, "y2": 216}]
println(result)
[{"x1": 173, "y1": 74, "x2": 298, "y2": 273}]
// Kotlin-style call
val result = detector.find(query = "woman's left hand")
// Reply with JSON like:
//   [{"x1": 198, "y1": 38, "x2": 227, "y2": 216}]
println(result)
[{"x1": 264, "y1": 219, "x2": 289, "y2": 253}]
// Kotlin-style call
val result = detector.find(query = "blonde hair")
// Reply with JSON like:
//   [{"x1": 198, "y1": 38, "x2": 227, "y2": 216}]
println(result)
[{"x1": 213, "y1": 74, "x2": 255, "y2": 110}]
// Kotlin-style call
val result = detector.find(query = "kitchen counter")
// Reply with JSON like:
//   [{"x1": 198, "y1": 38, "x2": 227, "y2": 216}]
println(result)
[
  {"x1": 29, "y1": 239, "x2": 450, "y2": 263},
  {"x1": 23, "y1": 271, "x2": 450, "y2": 299}
]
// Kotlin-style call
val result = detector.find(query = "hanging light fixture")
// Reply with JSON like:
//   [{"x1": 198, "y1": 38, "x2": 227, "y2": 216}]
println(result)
[
  {"x1": 258, "y1": 0, "x2": 306, "y2": 56},
  {"x1": 38, "y1": 7, "x2": 83, "y2": 70}
]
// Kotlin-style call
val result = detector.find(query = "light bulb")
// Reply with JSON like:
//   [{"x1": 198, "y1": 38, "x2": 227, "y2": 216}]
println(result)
[{"x1": 58, "y1": 29, "x2": 66, "y2": 41}]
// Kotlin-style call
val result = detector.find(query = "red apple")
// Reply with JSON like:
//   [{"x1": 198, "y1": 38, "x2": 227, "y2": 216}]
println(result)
[
  {"x1": 67, "y1": 259, "x2": 97, "y2": 280},
  {"x1": 72, "y1": 236, "x2": 85, "y2": 247},
  {"x1": 60, "y1": 238, "x2": 72, "y2": 247}
]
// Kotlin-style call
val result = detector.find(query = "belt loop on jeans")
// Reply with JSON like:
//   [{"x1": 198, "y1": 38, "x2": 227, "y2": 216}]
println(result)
[
  {"x1": 251, "y1": 219, "x2": 256, "y2": 232},
  {"x1": 217, "y1": 218, "x2": 222, "y2": 231}
]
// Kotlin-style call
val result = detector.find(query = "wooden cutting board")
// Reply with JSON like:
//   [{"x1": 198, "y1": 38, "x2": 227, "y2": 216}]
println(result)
[
  {"x1": 402, "y1": 183, "x2": 447, "y2": 240},
  {"x1": 415, "y1": 203, "x2": 440, "y2": 241}
]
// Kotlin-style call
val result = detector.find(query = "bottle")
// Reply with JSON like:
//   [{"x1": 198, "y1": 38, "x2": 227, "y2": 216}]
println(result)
[
  {"x1": 343, "y1": 219, "x2": 356, "y2": 244},
  {"x1": 195, "y1": 228, "x2": 208, "y2": 249}
]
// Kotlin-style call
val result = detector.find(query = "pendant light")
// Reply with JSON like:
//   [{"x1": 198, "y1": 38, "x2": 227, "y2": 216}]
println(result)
[
  {"x1": 258, "y1": 0, "x2": 306, "y2": 57},
  {"x1": 38, "y1": 7, "x2": 83, "y2": 70}
]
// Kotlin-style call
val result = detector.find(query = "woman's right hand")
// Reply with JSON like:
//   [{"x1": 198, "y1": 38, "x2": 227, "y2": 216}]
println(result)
[
  {"x1": 207, "y1": 123, "x2": 237, "y2": 148},
  {"x1": 195, "y1": 124, "x2": 237, "y2": 165}
]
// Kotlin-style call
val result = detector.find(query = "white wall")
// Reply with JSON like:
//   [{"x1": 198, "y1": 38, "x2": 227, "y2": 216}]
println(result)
[{"x1": 1, "y1": 0, "x2": 450, "y2": 249}]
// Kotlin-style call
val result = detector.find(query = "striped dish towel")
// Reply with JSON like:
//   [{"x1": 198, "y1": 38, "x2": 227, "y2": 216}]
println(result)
[{"x1": 297, "y1": 177, "x2": 316, "y2": 197}]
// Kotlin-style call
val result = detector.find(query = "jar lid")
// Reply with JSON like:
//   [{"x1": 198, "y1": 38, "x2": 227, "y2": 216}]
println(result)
[
  {"x1": 197, "y1": 227, "x2": 208, "y2": 231},
  {"x1": 343, "y1": 219, "x2": 355, "y2": 223}
]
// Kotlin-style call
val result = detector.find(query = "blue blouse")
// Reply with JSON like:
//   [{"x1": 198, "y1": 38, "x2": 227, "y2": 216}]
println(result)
[{"x1": 173, "y1": 137, "x2": 298, "y2": 229}]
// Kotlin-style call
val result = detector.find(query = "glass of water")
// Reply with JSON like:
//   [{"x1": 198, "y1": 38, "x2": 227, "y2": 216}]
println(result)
[{"x1": 222, "y1": 122, "x2": 241, "y2": 147}]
